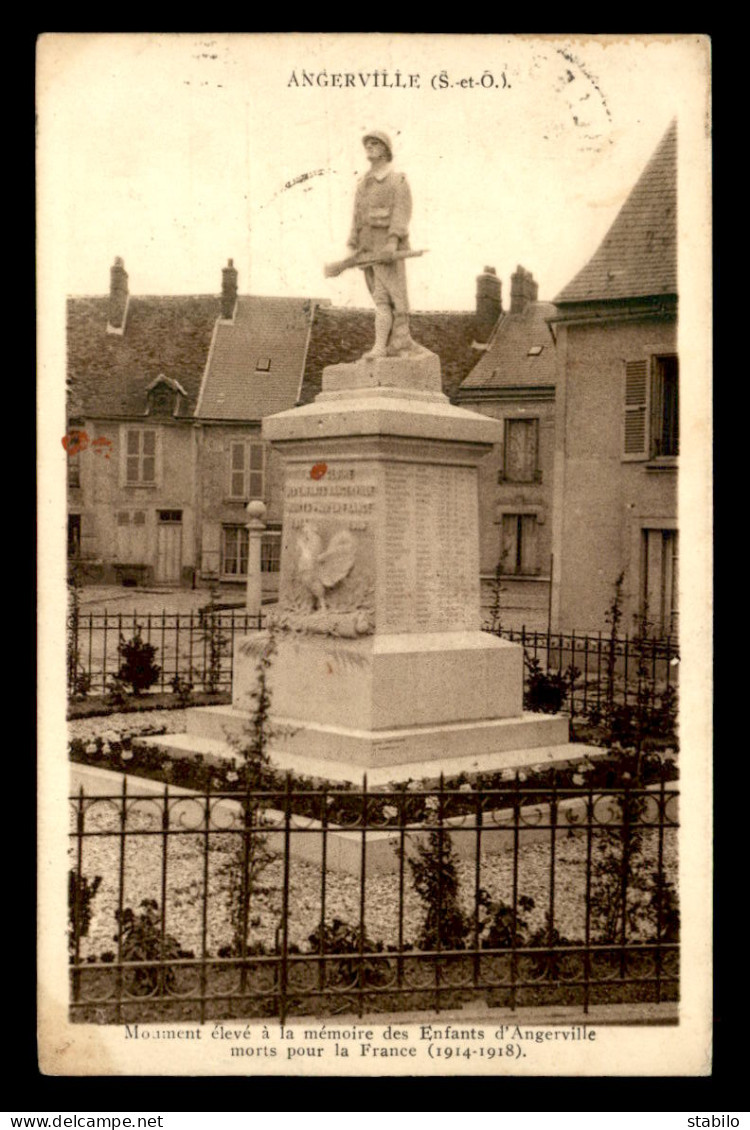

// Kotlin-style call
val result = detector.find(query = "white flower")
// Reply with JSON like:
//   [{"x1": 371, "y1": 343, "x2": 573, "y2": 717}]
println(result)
[
  {"x1": 85, "y1": 741, "x2": 97, "y2": 754},
  {"x1": 120, "y1": 749, "x2": 133, "y2": 762},
  {"x1": 424, "y1": 796, "x2": 440, "y2": 813},
  {"x1": 572, "y1": 773, "x2": 585, "y2": 786},
  {"x1": 458, "y1": 782, "x2": 473, "y2": 793},
  {"x1": 517, "y1": 771, "x2": 528, "y2": 782},
  {"x1": 382, "y1": 805, "x2": 398, "y2": 820},
  {"x1": 101, "y1": 742, "x2": 110, "y2": 755},
  {"x1": 226, "y1": 770, "x2": 239, "y2": 783}
]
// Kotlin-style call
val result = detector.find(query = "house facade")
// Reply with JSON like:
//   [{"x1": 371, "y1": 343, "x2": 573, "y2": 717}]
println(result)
[
  {"x1": 66, "y1": 259, "x2": 219, "y2": 586},
  {"x1": 456, "y1": 266, "x2": 556, "y2": 628},
  {"x1": 67, "y1": 258, "x2": 495, "y2": 597},
  {"x1": 550, "y1": 122, "x2": 678, "y2": 637},
  {"x1": 193, "y1": 267, "x2": 321, "y2": 592}
]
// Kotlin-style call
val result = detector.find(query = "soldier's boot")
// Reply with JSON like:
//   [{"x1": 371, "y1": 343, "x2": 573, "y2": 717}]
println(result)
[
  {"x1": 363, "y1": 305, "x2": 392, "y2": 359},
  {"x1": 387, "y1": 312, "x2": 417, "y2": 356}
]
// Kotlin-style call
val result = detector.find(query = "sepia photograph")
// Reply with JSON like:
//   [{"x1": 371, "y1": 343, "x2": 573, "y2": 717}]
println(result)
[{"x1": 36, "y1": 32, "x2": 712, "y2": 1076}]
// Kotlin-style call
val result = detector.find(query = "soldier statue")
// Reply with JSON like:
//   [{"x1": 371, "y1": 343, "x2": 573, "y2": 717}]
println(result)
[{"x1": 328, "y1": 131, "x2": 421, "y2": 359}]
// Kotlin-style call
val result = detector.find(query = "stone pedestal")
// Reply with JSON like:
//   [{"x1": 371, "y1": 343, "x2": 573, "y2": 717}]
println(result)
[
  {"x1": 187, "y1": 351, "x2": 570, "y2": 777},
  {"x1": 152, "y1": 351, "x2": 594, "y2": 782}
]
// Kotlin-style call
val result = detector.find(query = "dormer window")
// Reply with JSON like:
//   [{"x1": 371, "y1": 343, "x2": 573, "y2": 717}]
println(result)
[
  {"x1": 255, "y1": 357, "x2": 271, "y2": 372},
  {"x1": 527, "y1": 345, "x2": 543, "y2": 356},
  {"x1": 146, "y1": 374, "x2": 188, "y2": 417}
]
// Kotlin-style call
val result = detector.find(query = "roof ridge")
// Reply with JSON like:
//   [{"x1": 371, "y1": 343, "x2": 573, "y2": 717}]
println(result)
[{"x1": 554, "y1": 121, "x2": 677, "y2": 305}]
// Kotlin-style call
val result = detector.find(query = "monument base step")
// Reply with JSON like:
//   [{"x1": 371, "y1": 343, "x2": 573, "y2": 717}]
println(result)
[
  {"x1": 137, "y1": 727, "x2": 600, "y2": 786},
  {"x1": 186, "y1": 703, "x2": 570, "y2": 768}
]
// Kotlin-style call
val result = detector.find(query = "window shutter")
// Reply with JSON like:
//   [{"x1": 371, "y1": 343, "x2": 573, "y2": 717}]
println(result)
[
  {"x1": 230, "y1": 442, "x2": 247, "y2": 498},
  {"x1": 201, "y1": 523, "x2": 222, "y2": 576},
  {"x1": 501, "y1": 514, "x2": 519, "y2": 574},
  {"x1": 623, "y1": 360, "x2": 650, "y2": 460},
  {"x1": 520, "y1": 515, "x2": 538, "y2": 574},
  {"x1": 249, "y1": 442, "x2": 265, "y2": 498}
]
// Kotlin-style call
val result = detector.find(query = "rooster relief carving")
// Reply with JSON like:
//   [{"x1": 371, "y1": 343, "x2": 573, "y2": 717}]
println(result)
[{"x1": 296, "y1": 523, "x2": 357, "y2": 611}]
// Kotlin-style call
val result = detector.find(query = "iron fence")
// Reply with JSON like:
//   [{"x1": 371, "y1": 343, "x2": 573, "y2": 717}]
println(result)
[
  {"x1": 67, "y1": 609, "x2": 264, "y2": 697},
  {"x1": 492, "y1": 625, "x2": 679, "y2": 734},
  {"x1": 67, "y1": 609, "x2": 678, "y2": 733},
  {"x1": 69, "y1": 774, "x2": 679, "y2": 1024}
]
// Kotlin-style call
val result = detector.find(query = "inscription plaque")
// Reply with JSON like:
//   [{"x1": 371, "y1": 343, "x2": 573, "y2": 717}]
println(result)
[{"x1": 380, "y1": 463, "x2": 479, "y2": 633}]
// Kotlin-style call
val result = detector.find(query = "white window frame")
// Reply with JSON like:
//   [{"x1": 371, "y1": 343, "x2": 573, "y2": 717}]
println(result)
[
  {"x1": 261, "y1": 529, "x2": 282, "y2": 574},
  {"x1": 221, "y1": 525, "x2": 249, "y2": 578}
]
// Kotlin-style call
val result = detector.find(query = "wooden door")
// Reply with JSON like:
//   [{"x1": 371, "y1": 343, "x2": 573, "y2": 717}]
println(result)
[{"x1": 156, "y1": 511, "x2": 182, "y2": 583}]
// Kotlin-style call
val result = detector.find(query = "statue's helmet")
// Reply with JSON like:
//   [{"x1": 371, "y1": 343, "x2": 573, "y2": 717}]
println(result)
[{"x1": 362, "y1": 130, "x2": 393, "y2": 161}]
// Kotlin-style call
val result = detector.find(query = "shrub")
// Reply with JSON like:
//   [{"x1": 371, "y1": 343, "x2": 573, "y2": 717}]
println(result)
[
  {"x1": 117, "y1": 632, "x2": 161, "y2": 696},
  {"x1": 526, "y1": 915, "x2": 580, "y2": 980},
  {"x1": 71, "y1": 670, "x2": 92, "y2": 700},
  {"x1": 68, "y1": 869, "x2": 102, "y2": 958},
  {"x1": 307, "y1": 918, "x2": 387, "y2": 987},
  {"x1": 479, "y1": 892, "x2": 535, "y2": 949},
  {"x1": 587, "y1": 787, "x2": 678, "y2": 945},
  {"x1": 407, "y1": 824, "x2": 472, "y2": 950},
  {"x1": 216, "y1": 632, "x2": 279, "y2": 957},
  {"x1": 524, "y1": 655, "x2": 578, "y2": 714},
  {"x1": 106, "y1": 676, "x2": 128, "y2": 708},
  {"x1": 198, "y1": 584, "x2": 229, "y2": 694},
  {"x1": 113, "y1": 899, "x2": 193, "y2": 996},
  {"x1": 170, "y1": 672, "x2": 193, "y2": 707}
]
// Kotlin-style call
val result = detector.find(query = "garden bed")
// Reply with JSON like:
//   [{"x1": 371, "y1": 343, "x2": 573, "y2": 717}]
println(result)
[
  {"x1": 71, "y1": 946, "x2": 679, "y2": 1025},
  {"x1": 68, "y1": 691, "x2": 231, "y2": 721}
]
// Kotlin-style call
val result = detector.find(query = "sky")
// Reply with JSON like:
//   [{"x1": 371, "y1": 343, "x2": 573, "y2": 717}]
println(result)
[{"x1": 38, "y1": 33, "x2": 709, "y2": 311}]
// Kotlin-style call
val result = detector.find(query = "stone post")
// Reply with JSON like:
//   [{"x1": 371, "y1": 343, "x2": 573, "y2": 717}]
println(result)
[{"x1": 245, "y1": 499, "x2": 267, "y2": 617}]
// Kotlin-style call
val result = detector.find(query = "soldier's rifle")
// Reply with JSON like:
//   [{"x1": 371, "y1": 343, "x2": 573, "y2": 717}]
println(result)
[{"x1": 324, "y1": 249, "x2": 428, "y2": 279}]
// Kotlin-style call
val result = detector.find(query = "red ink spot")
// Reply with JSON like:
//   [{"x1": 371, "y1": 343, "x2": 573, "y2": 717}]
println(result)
[
  {"x1": 62, "y1": 430, "x2": 89, "y2": 456},
  {"x1": 91, "y1": 435, "x2": 113, "y2": 455},
  {"x1": 310, "y1": 462, "x2": 327, "y2": 480}
]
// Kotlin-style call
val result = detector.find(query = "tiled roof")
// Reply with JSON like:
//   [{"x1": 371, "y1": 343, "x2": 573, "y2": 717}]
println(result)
[
  {"x1": 67, "y1": 291, "x2": 487, "y2": 422},
  {"x1": 67, "y1": 295, "x2": 220, "y2": 418},
  {"x1": 196, "y1": 296, "x2": 320, "y2": 421},
  {"x1": 299, "y1": 305, "x2": 480, "y2": 405},
  {"x1": 458, "y1": 302, "x2": 557, "y2": 391},
  {"x1": 555, "y1": 121, "x2": 677, "y2": 305}
]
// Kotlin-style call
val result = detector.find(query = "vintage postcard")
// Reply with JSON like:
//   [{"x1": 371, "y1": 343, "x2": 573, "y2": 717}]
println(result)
[{"x1": 37, "y1": 33, "x2": 712, "y2": 1077}]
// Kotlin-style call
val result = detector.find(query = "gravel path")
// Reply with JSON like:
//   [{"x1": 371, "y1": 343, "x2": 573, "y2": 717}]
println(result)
[
  {"x1": 69, "y1": 710, "x2": 678, "y2": 959},
  {"x1": 68, "y1": 709, "x2": 188, "y2": 744},
  {"x1": 71, "y1": 790, "x2": 677, "y2": 959}
]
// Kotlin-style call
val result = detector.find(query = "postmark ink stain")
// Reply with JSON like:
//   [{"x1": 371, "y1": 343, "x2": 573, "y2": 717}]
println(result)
[
  {"x1": 62, "y1": 429, "x2": 89, "y2": 455},
  {"x1": 310, "y1": 462, "x2": 327, "y2": 480}
]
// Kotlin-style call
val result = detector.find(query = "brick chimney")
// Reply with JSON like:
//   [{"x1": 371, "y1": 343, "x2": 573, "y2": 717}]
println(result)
[
  {"x1": 475, "y1": 266, "x2": 502, "y2": 342},
  {"x1": 510, "y1": 265, "x2": 538, "y2": 314},
  {"x1": 221, "y1": 258, "x2": 238, "y2": 320},
  {"x1": 107, "y1": 257, "x2": 129, "y2": 331}
]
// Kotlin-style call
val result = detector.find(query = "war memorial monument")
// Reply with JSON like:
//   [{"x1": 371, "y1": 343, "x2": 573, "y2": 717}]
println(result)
[{"x1": 156, "y1": 130, "x2": 590, "y2": 784}]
